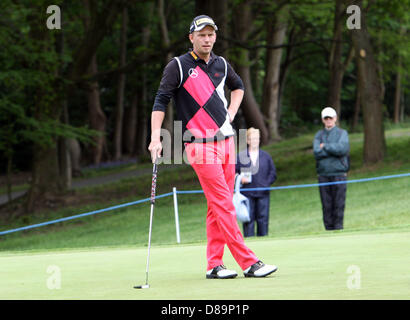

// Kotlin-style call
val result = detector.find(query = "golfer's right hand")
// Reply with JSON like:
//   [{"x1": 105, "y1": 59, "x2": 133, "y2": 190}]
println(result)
[{"x1": 148, "y1": 140, "x2": 162, "y2": 163}]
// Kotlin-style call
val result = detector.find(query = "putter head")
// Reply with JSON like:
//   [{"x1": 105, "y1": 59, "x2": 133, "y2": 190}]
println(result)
[{"x1": 134, "y1": 284, "x2": 150, "y2": 289}]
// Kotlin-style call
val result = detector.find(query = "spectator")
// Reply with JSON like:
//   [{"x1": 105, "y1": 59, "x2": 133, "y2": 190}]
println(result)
[
  {"x1": 313, "y1": 107, "x2": 350, "y2": 230},
  {"x1": 236, "y1": 128, "x2": 277, "y2": 237}
]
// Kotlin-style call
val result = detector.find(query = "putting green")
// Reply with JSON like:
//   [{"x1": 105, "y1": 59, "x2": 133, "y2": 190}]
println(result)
[{"x1": 1, "y1": 230, "x2": 409, "y2": 300}]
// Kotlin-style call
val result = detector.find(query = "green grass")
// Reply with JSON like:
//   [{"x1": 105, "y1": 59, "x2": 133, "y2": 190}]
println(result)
[
  {"x1": 0, "y1": 125, "x2": 409, "y2": 299},
  {"x1": 1, "y1": 174, "x2": 409, "y2": 251},
  {"x1": 0, "y1": 230, "x2": 409, "y2": 299},
  {"x1": 1, "y1": 125, "x2": 409, "y2": 249},
  {"x1": 0, "y1": 183, "x2": 29, "y2": 195}
]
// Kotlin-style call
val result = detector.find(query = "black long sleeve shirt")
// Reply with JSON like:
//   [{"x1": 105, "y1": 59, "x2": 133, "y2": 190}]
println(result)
[{"x1": 153, "y1": 50, "x2": 244, "y2": 143}]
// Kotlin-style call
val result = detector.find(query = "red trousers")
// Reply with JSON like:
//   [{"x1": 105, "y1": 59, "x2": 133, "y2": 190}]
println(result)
[{"x1": 185, "y1": 137, "x2": 259, "y2": 271}]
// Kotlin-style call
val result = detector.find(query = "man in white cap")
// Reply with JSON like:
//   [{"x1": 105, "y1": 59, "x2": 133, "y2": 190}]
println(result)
[{"x1": 313, "y1": 107, "x2": 350, "y2": 230}]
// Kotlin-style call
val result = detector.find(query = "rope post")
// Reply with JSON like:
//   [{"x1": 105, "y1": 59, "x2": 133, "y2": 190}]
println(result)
[{"x1": 173, "y1": 187, "x2": 181, "y2": 244}]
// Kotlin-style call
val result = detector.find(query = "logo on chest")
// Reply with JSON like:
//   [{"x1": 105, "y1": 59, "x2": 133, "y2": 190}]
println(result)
[{"x1": 188, "y1": 68, "x2": 199, "y2": 79}]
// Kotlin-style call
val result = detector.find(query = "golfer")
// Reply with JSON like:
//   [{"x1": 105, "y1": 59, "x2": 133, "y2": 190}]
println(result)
[
  {"x1": 313, "y1": 107, "x2": 350, "y2": 230},
  {"x1": 148, "y1": 15, "x2": 277, "y2": 279}
]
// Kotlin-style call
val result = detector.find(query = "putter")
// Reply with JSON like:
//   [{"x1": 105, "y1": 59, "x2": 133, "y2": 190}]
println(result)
[{"x1": 134, "y1": 157, "x2": 158, "y2": 289}]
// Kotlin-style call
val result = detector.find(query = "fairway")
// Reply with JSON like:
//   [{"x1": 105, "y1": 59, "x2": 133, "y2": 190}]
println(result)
[{"x1": 1, "y1": 229, "x2": 409, "y2": 300}]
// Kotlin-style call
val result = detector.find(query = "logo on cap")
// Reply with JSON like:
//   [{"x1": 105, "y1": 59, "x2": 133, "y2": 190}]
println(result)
[
  {"x1": 190, "y1": 15, "x2": 218, "y2": 33},
  {"x1": 195, "y1": 17, "x2": 214, "y2": 27}
]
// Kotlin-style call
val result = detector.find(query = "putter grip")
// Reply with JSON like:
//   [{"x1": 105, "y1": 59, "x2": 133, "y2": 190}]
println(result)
[{"x1": 150, "y1": 163, "x2": 157, "y2": 204}]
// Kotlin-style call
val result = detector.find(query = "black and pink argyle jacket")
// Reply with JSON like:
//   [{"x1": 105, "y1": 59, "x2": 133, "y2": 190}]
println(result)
[{"x1": 153, "y1": 50, "x2": 244, "y2": 143}]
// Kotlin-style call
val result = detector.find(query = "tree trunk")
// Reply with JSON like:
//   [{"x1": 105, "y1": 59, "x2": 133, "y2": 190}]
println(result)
[
  {"x1": 278, "y1": 26, "x2": 297, "y2": 121},
  {"x1": 327, "y1": 0, "x2": 345, "y2": 117},
  {"x1": 351, "y1": 74, "x2": 361, "y2": 132},
  {"x1": 393, "y1": 48, "x2": 402, "y2": 123},
  {"x1": 26, "y1": 144, "x2": 61, "y2": 212},
  {"x1": 123, "y1": 92, "x2": 137, "y2": 155},
  {"x1": 349, "y1": 0, "x2": 386, "y2": 164},
  {"x1": 262, "y1": 6, "x2": 288, "y2": 142},
  {"x1": 135, "y1": 11, "x2": 152, "y2": 158},
  {"x1": 87, "y1": 54, "x2": 107, "y2": 165},
  {"x1": 25, "y1": 3, "x2": 63, "y2": 213},
  {"x1": 58, "y1": 101, "x2": 72, "y2": 189},
  {"x1": 195, "y1": 0, "x2": 228, "y2": 57},
  {"x1": 400, "y1": 89, "x2": 405, "y2": 122},
  {"x1": 6, "y1": 151, "x2": 13, "y2": 203},
  {"x1": 158, "y1": 0, "x2": 174, "y2": 139},
  {"x1": 232, "y1": 0, "x2": 269, "y2": 144},
  {"x1": 135, "y1": 90, "x2": 148, "y2": 157},
  {"x1": 113, "y1": 7, "x2": 128, "y2": 160},
  {"x1": 54, "y1": 11, "x2": 72, "y2": 189},
  {"x1": 328, "y1": 0, "x2": 355, "y2": 122},
  {"x1": 238, "y1": 63, "x2": 269, "y2": 145},
  {"x1": 81, "y1": 0, "x2": 109, "y2": 165}
]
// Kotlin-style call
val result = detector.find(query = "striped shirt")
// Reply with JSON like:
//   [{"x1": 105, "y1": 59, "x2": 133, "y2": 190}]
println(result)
[{"x1": 153, "y1": 50, "x2": 244, "y2": 143}]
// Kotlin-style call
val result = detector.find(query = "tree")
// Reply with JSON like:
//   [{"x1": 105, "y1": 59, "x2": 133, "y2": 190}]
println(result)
[
  {"x1": 86, "y1": 53, "x2": 107, "y2": 165},
  {"x1": 24, "y1": 1, "x2": 66, "y2": 212},
  {"x1": 195, "y1": 0, "x2": 228, "y2": 57},
  {"x1": 328, "y1": 0, "x2": 354, "y2": 119},
  {"x1": 393, "y1": 34, "x2": 403, "y2": 124},
  {"x1": 231, "y1": 0, "x2": 269, "y2": 144},
  {"x1": 134, "y1": 2, "x2": 155, "y2": 159},
  {"x1": 363, "y1": 0, "x2": 410, "y2": 125},
  {"x1": 1, "y1": 0, "x2": 409, "y2": 217},
  {"x1": 262, "y1": 3, "x2": 289, "y2": 142},
  {"x1": 25, "y1": 0, "x2": 130, "y2": 211},
  {"x1": 0, "y1": 105, "x2": 20, "y2": 203},
  {"x1": 113, "y1": 6, "x2": 128, "y2": 160},
  {"x1": 158, "y1": 0, "x2": 174, "y2": 139},
  {"x1": 348, "y1": 0, "x2": 386, "y2": 164}
]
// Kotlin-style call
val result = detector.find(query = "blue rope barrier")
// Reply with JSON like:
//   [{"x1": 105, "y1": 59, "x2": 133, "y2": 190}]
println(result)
[
  {"x1": 0, "y1": 192, "x2": 173, "y2": 236},
  {"x1": 175, "y1": 190, "x2": 204, "y2": 194},
  {"x1": 0, "y1": 173, "x2": 408, "y2": 236},
  {"x1": 238, "y1": 172, "x2": 410, "y2": 192},
  {"x1": 175, "y1": 172, "x2": 410, "y2": 193}
]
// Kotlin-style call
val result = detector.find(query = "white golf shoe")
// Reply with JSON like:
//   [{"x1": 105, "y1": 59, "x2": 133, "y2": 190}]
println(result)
[
  {"x1": 243, "y1": 260, "x2": 278, "y2": 277},
  {"x1": 206, "y1": 265, "x2": 238, "y2": 279}
]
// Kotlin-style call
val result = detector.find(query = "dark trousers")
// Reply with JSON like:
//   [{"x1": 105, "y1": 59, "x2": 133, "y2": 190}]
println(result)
[
  {"x1": 318, "y1": 175, "x2": 347, "y2": 230},
  {"x1": 243, "y1": 195, "x2": 270, "y2": 237}
]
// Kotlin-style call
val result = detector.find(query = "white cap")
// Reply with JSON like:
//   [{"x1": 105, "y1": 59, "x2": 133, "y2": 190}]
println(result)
[{"x1": 321, "y1": 107, "x2": 337, "y2": 119}]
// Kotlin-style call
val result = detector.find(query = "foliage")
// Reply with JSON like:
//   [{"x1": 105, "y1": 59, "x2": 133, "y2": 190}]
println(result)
[
  {"x1": 0, "y1": 0, "x2": 98, "y2": 172},
  {"x1": 0, "y1": 0, "x2": 408, "y2": 189}
]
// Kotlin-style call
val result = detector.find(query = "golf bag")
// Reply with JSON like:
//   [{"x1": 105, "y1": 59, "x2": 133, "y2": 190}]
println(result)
[{"x1": 233, "y1": 174, "x2": 251, "y2": 223}]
